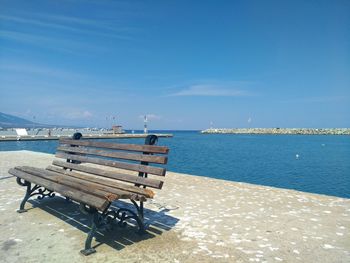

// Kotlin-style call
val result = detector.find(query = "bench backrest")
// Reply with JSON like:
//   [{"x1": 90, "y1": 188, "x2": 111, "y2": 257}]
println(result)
[{"x1": 48, "y1": 135, "x2": 169, "y2": 190}]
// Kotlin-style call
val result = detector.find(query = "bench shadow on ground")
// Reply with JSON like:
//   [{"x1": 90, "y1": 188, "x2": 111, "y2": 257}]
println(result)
[{"x1": 27, "y1": 196, "x2": 179, "y2": 252}]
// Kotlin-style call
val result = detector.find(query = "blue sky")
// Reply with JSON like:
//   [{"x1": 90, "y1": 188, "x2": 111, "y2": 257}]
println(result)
[{"x1": 0, "y1": 0, "x2": 349, "y2": 129}]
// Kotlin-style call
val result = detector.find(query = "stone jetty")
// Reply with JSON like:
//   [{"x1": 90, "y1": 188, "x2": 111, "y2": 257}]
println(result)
[
  {"x1": 201, "y1": 128, "x2": 350, "y2": 135},
  {"x1": 0, "y1": 133, "x2": 173, "y2": 142},
  {"x1": 0, "y1": 151, "x2": 349, "y2": 262}
]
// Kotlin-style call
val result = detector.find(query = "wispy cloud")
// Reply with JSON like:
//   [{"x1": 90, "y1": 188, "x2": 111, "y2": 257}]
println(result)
[
  {"x1": 0, "y1": 11, "x2": 133, "y2": 54},
  {"x1": 0, "y1": 30, "x2": 103, "y2": 53},
  {"x1": 37, "y1": 14, "x2": 132, "y2": 33},
  {"x1": 0, "y1": 15, "x2": 79, "y2": 31},
  {"x1": 168, "y1": 83, "x2": 254, "y2": 97},
  {"x1": 0, "y1": 63, "x2": 85, "y2": 79},
  {"x1": 0, "y1": 14, "x2": 131, "y2": 40}
]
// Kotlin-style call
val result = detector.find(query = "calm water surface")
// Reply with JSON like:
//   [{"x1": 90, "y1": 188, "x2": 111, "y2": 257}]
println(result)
[{"x1": 1, "y1": 131, "x2": 349, "y2": 198}]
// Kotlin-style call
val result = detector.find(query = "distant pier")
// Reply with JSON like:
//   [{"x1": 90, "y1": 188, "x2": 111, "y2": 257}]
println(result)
[
  {"x1": 0, "y1": 133, "x2": 173, "y2": 142},
  {"x1": 201, "y1": 128, "x2": 350, "y2": 135}
]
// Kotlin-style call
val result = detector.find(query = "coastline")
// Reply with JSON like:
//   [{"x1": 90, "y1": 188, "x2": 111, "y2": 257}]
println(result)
[{"x1": 201, "y1": 128, "x2": 350, "y2": 135}]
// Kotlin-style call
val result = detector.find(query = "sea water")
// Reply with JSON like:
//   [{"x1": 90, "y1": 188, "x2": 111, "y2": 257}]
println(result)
[{"x1": 1, "y1": 131, "x2": 349, "y2": 198}]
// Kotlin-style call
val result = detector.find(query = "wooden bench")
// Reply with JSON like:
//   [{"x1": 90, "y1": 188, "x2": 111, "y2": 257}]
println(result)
[{"x1": 8, "y1": 133, "x2": 169, "y2": 255}]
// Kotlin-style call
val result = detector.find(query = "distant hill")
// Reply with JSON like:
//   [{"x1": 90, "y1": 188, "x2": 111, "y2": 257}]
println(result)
[{"x1": 0, "y1": 112, "x2": 51, "y2": 128}]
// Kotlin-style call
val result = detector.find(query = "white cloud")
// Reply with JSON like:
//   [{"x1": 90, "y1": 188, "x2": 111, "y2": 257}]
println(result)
[
  {"x1": 46, "y1": 108, "x2": 94, "y2": 120},
  {"x1": 138, "y1": 114, "x2": 162, "y2": 121},
  {"x1": 168, "y1": 84, "x2": 253, "y2": 97},
  {"x1": 65, "y1": 110, "x2": 93, "y2": 120}
]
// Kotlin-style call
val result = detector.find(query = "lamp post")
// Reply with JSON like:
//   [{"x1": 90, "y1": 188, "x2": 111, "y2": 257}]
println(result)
[
  {"x1": 32, "y1": 115, "x2": 36, "y2": 133},
  {"x1": 144, "y1": 115, "x2": 148, "y2": 134}
]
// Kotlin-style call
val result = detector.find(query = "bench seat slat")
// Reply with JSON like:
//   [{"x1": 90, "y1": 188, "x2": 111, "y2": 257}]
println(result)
[
  {"x1": 59, "y1": 139, "x2": 169, "y2": 154},
  {"x1": 46, "y1": 165, "x2": 155, "y2": 198},
  {"x1": 56, "y1": 145, "x2": 168, "y2": 164},
  {"x1": 8, "y1": 167, "x2": 109, "y2": 211},
  {"x1": 16, "y1": 166, "x2": 149, "y2": 201},
  {"x1": 55, "y1": 152, "x2": 166, "y2": 176},
  {"x1": 51, "y1": 160, "x2": 163, "y2": 189},
  {"x1": 15, "y1": 166, "x2": 121, "y2": 201}
]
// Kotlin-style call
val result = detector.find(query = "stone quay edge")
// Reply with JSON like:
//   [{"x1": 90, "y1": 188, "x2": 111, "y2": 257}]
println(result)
[{"x1": 201, "y1": 128, "x2": 350, "y2": 135}]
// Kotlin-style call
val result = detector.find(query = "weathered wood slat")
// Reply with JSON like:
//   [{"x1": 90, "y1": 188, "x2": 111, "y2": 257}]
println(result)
[
  {"x1": 8, "y1": 168, "x2": 109, "y2": 211},
  {"x1": 56, "y1": 145, "x2": 168, "y2": 164},
  {"x1": 59, "y1": 139, "x2": 169, "y2": 154},
  {"x1": 46, "y1": 165, "x2": 155, "y2": 198},
  {"x1": 15, "y1": 166, "x2": 148, "y2": 201},
  {"x1": 55, "y1": 152, "x2": 166, "y2": 176},
  {"x1": 51, "y1": 160, "x2": 163, "y2": 189},
  {"x1": 15, "y1": 166, "x2": 123, "y2": 201}
]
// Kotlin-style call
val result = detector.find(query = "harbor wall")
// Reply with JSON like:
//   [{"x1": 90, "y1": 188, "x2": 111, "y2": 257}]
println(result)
[
  {"x1": 0, "y1": 133, "x2": 173, "y2": 142},
  {"x1": 201, "y1": 128, "x2": 350, "y2": 135}
]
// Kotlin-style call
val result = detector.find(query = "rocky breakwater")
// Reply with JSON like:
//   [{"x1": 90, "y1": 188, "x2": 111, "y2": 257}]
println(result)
[{"x1": 201, "y1": 128, "x2": 350, "y2": 135}]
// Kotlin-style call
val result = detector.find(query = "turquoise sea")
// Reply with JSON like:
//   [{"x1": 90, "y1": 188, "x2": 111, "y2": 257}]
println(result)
[{"x1": 1, "y1": 131, "x2": 349, "y2": 198}]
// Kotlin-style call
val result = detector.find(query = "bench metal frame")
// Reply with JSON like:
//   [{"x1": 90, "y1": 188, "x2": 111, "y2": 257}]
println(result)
[
  {"x1": 16, "y1": 177, "x2": 56, "y2": 213},
  {"x1": 15, "y1": 134, "x2": 163, "y2": 256}
]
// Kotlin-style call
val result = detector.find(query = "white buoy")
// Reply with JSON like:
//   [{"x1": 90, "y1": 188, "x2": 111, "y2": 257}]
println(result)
[{"x1": 296, "y1": 154, "x2": 299, "y2": 159}]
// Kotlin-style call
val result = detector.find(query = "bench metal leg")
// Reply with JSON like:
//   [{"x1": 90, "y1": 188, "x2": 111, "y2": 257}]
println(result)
[
  {"x1": 80, "y1": 205, "x2": 99, "y2": 256},
  {"x1": 16, "y1": 178, "x2": 55, "y2": 213},
  {"x1": 79, "y1": 202, "x2": 146, "y2": 255},
  {"x1": 130, "y1": 200, "x2": 145, "y2": 234},
  {"x1": 80, "y1": 213, "x2": 98, "y2": 256}
]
